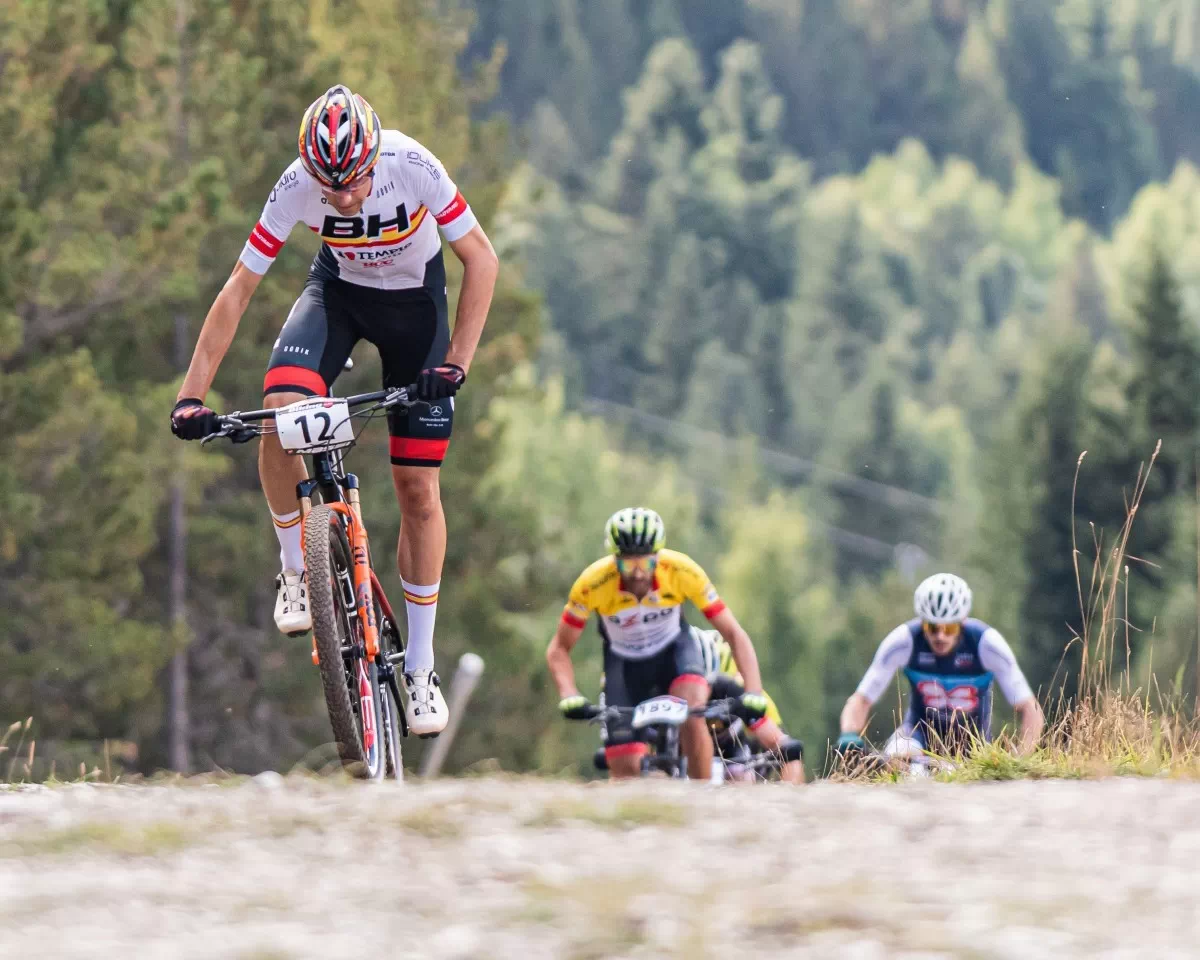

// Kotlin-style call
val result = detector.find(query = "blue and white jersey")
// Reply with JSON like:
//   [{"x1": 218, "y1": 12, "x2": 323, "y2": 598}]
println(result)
[{"x1": 855, "y1": 618, "x2": 1034, "y2": 741}]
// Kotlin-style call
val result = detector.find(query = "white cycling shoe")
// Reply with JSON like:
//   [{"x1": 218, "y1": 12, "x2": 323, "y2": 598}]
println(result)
[
  {"x1": 274, "y1": 569, "x2": 311, "y2": 636},
  {"x1": 403, "y1": 669, "x2": 449, "y2": 738}
]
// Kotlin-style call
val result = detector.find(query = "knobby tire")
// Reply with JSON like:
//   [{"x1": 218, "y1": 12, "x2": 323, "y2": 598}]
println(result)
[{"x1": 305, "y1": 504, "x2": 386, "y2": 781}]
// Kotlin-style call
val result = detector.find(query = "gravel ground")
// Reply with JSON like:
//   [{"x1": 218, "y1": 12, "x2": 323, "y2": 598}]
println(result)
[{"x1": 0, "y1": 775, "x2": 1196, "y2": 959}]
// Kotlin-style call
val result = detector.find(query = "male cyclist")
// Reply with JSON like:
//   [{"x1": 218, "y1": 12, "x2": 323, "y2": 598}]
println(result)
[
  {"x1": 837, "y1": 573, "x2": 1044, "y2": 763},
  {"x1": 695, "y1": 628, "x2": 805, "y2": 784},
  {"x1": 170, "y1": 84, "x2": 499, "y2": 737},
  {"x1": 546, "y1": 507, "x2": 769, "y2": 780}
]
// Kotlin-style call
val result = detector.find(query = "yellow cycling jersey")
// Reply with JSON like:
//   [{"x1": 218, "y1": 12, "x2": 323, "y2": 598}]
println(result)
[{"x1": 561, "y1": 549, "x2": 726, "y2": 659}]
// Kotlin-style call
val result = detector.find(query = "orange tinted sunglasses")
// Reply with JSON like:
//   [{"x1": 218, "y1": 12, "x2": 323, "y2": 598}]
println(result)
[{"x1": 616, "y1": 554, "x2": 657, "y2": 574}]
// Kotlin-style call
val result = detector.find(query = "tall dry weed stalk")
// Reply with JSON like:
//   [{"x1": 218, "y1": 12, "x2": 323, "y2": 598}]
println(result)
[{"x1": 1042, "y1": 442, "x2": 1200, "y2": 775}]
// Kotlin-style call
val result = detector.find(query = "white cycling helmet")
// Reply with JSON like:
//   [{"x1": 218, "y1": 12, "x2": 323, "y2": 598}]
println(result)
[
  {"x1": 692, "y1": 626, "x2": 722, "y2": 683},
  {"x1": 914, "y1": 573, "x2": 972, "y2": 624}
]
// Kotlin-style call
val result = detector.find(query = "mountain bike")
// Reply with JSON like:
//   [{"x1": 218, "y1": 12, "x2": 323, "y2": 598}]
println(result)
[
  {"x1": 203, "y1": 386, "x2": 420, "y2": 781},
  {"x1": 584, "y1": 696, "x2": 801, "y2": 782},
  {"x1": 571, "y1": 695, "x2": 762, "y2": 779},
  {"x1": 707, "y1": 722, "x2": 805, "y2": 783},
  {"x1": 831, "y1": 735, "x2": 955, "y2": 781},
  {"x1": 704, "y1": 674, "x2": 804, "y2": 783}
]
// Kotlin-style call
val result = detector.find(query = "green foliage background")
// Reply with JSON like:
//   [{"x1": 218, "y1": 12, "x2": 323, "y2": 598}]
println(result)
[{"x1": 5, "y1": 0, "x2": 1200, "y2": 776}]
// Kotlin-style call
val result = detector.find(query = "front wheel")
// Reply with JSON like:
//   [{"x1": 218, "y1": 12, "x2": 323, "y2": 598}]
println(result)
[{"x1": 305, "y1": 504, "x2": 386, "y2": 781}]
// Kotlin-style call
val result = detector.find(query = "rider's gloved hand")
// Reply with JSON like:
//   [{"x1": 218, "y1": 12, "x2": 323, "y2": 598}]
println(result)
[
  {"x1": 415, "y1": 363, "x2": 466, "y2": 401},
  {"x1": 836, "y1": 732, "x2": 867, "y2": 755},
  {"x1": 739, "y1": 691, "x2": 769, "y2": 720},
  {"x1": 171, "y1": 398, "x2": 220, "y2": 441},
  {"x1": 558, "y1": 694, "x2": 592, "y2": 720}
]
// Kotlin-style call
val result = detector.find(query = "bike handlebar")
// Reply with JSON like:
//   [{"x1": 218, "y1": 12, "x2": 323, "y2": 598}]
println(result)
[
  {"x1": 568, "y1": 696, "x2": 757, "y2": 725},
  {"x1": 200, "y1": 385, "x2": 420, "y2": 445}
]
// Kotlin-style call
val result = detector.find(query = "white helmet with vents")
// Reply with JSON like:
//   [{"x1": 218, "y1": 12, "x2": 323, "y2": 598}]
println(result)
[
  {"x1": 914, "y1": 573, "x2": 972, "y2": 624},
  {"x1": 692, "y1": 626, "x2": 722, "y2": 683}
]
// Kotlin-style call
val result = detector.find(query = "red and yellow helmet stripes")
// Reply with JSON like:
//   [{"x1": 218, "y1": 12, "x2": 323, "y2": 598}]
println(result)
[{"x1": 297, "y1": 84, "x2": 382, "y2": 189}]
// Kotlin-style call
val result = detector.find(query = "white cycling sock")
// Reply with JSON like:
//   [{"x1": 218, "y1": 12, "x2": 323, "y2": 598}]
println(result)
[
  {"x1": 402, "y1": 578, "x2": 439, "y2": 673},
  {"x1": 272, "y1": 509, "x2": 305, "y2": 574}
]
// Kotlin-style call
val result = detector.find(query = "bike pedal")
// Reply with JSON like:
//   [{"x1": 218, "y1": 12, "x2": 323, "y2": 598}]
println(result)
[
  {"x1": 285, "y1": 628, "x2": 309, "y2": 639},
  {"x1": 417, "y1": 731, "x2": 441, "y2": 741}
]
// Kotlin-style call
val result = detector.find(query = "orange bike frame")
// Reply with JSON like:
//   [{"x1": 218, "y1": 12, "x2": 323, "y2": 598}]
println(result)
[{"x1": 304, "y1": 502, "x2": 380, "y2": 663}]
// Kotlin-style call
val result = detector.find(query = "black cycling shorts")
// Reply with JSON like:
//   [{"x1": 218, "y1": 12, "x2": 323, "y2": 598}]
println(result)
[
  {"x1": 263, "y1": 251, "x2": 452, "y2": 467},
  {"x1": 602, "y1": 626, "x2": 707, "y2": 750}
]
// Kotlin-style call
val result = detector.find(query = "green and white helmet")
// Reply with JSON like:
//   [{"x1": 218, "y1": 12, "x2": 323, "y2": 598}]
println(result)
[{"x1": 605, "y1": 507, "x2": 666, "y2": 556}]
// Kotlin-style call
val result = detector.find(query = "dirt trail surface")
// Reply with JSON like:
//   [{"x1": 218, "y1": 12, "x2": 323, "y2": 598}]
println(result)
[{"x1": 1, "y1": 776, "x2": 1197, "y2": 959}]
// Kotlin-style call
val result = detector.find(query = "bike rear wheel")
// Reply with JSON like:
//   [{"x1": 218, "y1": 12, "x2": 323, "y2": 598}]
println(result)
[{"x1": 305, "y1": 504, "x2": 386, "y2": 781}]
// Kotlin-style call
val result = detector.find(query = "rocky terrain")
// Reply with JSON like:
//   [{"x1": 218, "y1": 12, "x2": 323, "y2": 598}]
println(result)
[{"x1": 1, "y1": 776, "x2": 1196, "y2": 959}]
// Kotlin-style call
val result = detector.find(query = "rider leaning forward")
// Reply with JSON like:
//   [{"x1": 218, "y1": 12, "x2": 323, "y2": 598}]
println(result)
[
  {"x1": 547, "y1": 507, "x2": 771, "y2": 780},
  {"x1": 171, "y1": 84, "x2": 499, "y2": 738},
  {"x1": 838, "y1": 573, "x2": 1044, "y2": 763}
]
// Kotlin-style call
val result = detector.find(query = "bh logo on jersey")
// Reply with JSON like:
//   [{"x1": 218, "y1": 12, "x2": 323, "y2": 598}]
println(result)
[
  {"x1": 915, "y1": 679, "x2": 979, "y2": 712},
  {"x1": 320, "y1": 205, "x2": 411, "y2": 240}
]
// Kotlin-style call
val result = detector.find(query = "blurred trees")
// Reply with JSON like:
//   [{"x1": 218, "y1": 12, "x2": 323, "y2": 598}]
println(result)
[{"x1": 6, "y1": 0, "x2": 1200, "y2": 778}]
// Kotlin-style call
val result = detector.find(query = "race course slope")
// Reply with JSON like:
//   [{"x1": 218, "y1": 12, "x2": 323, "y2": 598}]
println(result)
[{"x1": 1, "y1": 776, "x2": 1196, "y2": 959}]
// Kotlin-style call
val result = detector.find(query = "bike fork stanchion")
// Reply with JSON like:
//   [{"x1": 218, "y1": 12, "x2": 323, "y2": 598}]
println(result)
[{"x1": 419, "y1": 652, "x2": 485, "y2": 777}]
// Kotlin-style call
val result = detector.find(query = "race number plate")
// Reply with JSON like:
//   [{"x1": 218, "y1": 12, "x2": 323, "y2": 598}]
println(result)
[
  {"x1": 275, "y1": 397, "x2": 355, "y2": 453},
  {"x1": 631, "y1": 695, "x2": 690, "y2": 730}
]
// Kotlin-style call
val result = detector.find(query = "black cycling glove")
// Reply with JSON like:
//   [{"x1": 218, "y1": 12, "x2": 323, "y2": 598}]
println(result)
[
  {"x1": 415, "y1": 363, "x2": 466, "y2": 402},
  {"x1": 171, "y1": 398, "x2": 220, "y2": 441}
]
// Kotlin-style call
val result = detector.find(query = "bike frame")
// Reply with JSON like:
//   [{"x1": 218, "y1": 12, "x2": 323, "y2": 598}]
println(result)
[
  {"x1": 212, "y1": 387, "x2": 408, "y2": 667},
  {"x1": 205, "y1": 386, "x2": 414, "y2": 775},
  {"x1": 296, "y1": 453, "x2": 382, "y2": 662}
]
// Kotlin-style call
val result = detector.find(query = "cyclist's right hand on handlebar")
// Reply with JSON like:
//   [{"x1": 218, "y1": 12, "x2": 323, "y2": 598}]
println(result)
[
  {"x1": 171, "y1": 398, "x2": 220, "y2": 441},
  {"x1": 558, "y1": 694, "x2": 592, "y2": 720},
  {"x1": 836, "y1": 732, "x2": 867, "y2": 754},
  {"x1": 739, "y1": 691, "x2": 769, "y2": 720}
]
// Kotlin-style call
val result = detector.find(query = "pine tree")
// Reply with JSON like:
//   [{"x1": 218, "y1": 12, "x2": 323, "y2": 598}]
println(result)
[{"x1": 1016, "y1": 329, "x2": 1094, "y2": 697}]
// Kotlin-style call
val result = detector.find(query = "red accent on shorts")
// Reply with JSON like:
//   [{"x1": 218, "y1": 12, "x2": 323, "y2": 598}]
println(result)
[
  {"x1": 435, "y1": 191, "x2": 468, "y2": 225},
  {"x1": 605, "y1": 742, "x2": 649, "y2": 760},
  {"x1": 561, "y1": 611, "x2": 587, "y2": 629},
  {"x1": 750, "y1": 716, "x2": 769, "y2": 732},
  {"x1": 263, "y1": 365, "x2": 326, "y2": 396},
  {"x1": 702, "y1": 601, "x2": 727, "y2": 619},
  {"x1": 248, "y1": 222, "x2": 284, "y2": 258},
  {"x1": 669, "y1": 674, "x2": 707, "y2": 694},
  {"x1": 389, "y1": 436, "x2": 449, "y2": 462}
]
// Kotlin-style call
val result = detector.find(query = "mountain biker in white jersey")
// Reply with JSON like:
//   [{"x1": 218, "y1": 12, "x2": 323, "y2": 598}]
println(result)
[
  {"x1": 837, "y1": 573, "x2": 1044, "y2": 763},
  {"x1": 170, "y1": 84, "x2": 499, "y2": 737}
]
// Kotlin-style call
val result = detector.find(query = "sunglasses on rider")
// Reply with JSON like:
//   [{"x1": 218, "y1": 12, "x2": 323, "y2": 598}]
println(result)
[
  {"x1": 616, "y1": 554, "x2": 657, "y2": 575},
  {"x1": 922, "y1": 621, "x2": 962, "y2": 638}
]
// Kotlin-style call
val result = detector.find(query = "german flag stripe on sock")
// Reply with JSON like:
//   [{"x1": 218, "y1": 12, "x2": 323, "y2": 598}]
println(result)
[
  {"x1": 404, "y1": 590, "x2": 439, "y2": 606},
  {"x1": 272, "y1": 514, "x2": 302, "y2": 529}
]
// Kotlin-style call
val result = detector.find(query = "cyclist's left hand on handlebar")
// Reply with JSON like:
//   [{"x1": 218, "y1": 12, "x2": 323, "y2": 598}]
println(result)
[
  {"x1": 558, "y1": 694, "x2": 592, "y2": 720},
  {"x1": 415, "y1": 363, "x2": 466, "y2": 401},
  {"x1": 836, "y1": 732, "x2": 867, "y2": 754},
  {"x1": 171, "y1": 398, "x2": 220, "y2": 441},
  {"x1": 739, "y1": 691, "x2": 769, "y2": 720}
]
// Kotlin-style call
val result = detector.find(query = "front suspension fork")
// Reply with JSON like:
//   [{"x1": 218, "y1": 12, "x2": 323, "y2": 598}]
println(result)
[{"x1": 299, "y1": 476, "x2": 380, "y2": 665}]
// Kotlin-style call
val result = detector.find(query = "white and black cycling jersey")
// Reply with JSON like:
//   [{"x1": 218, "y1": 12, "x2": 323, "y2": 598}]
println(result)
[
  {"x1": 239, "y1": 129, "x2": 477, "y2": 291},
  {"x1": 856, "y1": 618, "x2": 1035, "y2": 710}
]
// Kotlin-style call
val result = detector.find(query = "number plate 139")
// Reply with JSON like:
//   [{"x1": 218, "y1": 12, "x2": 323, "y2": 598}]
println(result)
[{"x1": 275, "y1": 397, "x2": 355, "y2": 453}]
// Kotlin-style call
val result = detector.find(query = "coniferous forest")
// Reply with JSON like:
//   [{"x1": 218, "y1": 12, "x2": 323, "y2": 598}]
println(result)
[{"x1": 6, "y1": 0, "x2": 1200, "y2": 775}]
